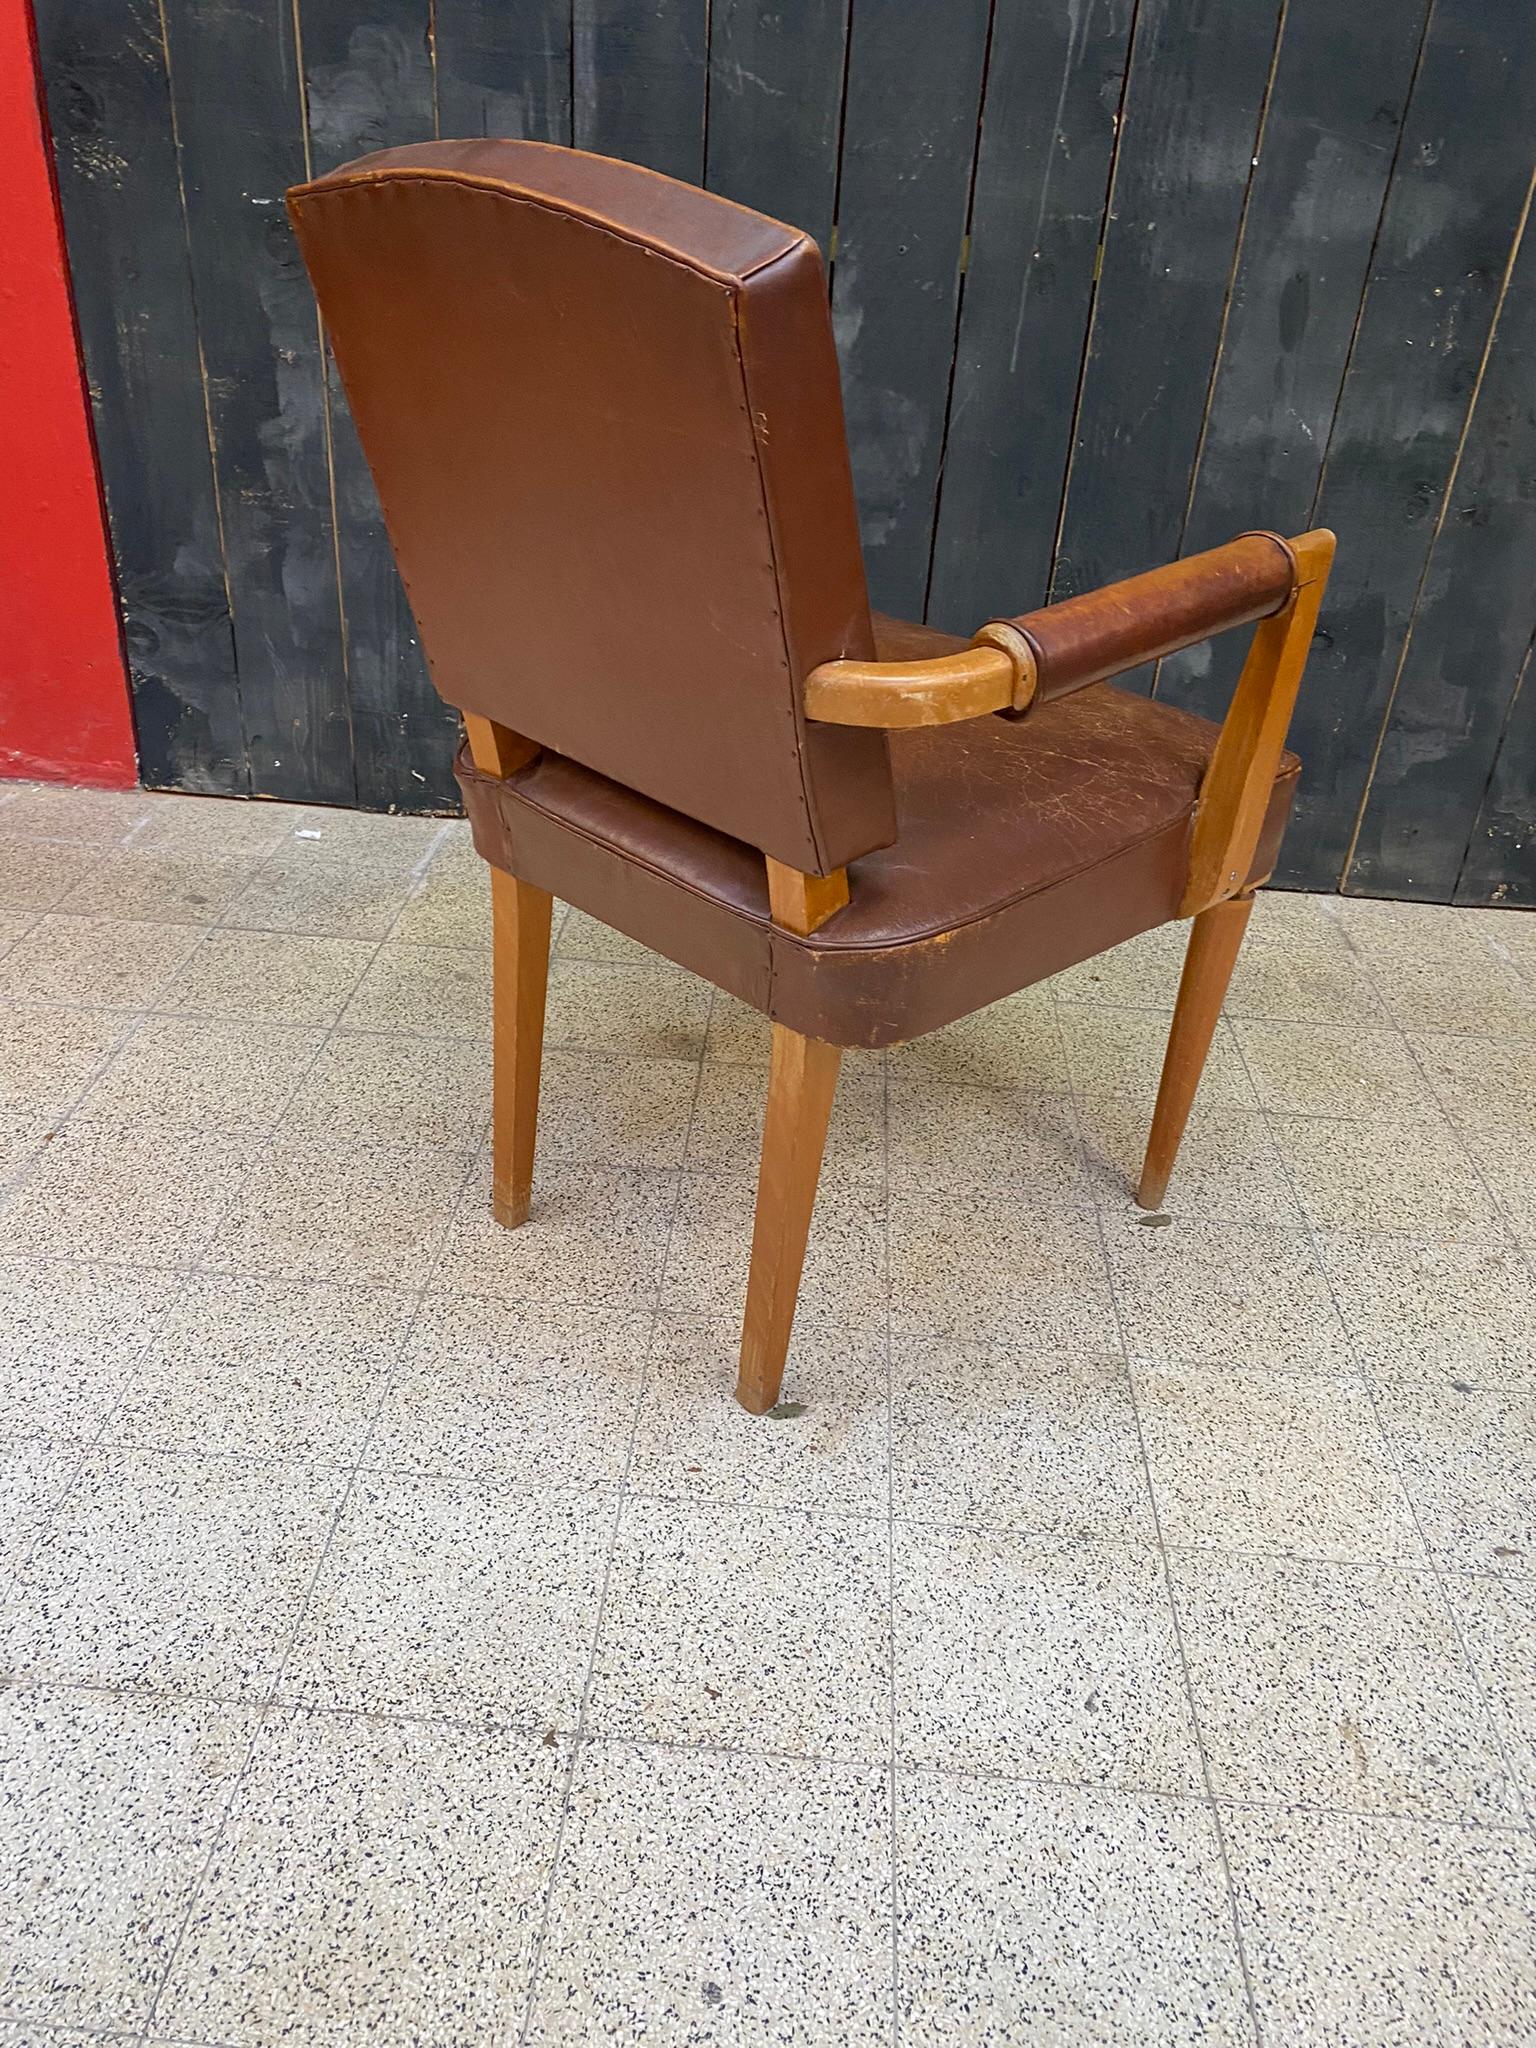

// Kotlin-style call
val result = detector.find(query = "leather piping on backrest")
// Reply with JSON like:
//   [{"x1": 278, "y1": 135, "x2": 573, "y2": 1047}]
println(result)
[{"x1": 287, "y1": 142, "x2": 895, "y2": 875}]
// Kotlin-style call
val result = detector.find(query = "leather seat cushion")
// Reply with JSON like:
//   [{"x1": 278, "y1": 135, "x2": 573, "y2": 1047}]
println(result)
[{"x1": 457, "y1": 613, "x2": 1299, "y2": 1048}]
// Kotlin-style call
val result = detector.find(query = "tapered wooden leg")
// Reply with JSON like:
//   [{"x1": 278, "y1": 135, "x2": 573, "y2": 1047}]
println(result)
[
  {"x1": 1137, "y1": 892, "x2": 1256, "y2": 1210},
  {"x1": 489, "y1": 867, "x2": 552, "y2": 1229},
  {"x1": 735, "y1": 1024, "x2": 843, "y2": 1414}
]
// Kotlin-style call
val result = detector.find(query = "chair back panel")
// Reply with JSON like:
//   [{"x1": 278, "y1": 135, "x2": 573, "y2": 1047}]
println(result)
[{"x1": 288, "y1": 140, "x2": 894, "y2": 873}]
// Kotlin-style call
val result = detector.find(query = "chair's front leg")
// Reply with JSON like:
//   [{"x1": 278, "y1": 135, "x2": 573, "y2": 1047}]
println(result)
[
  {"x1": 488, "y1": 868, "x2": 552, "y2": 1229},
  {"x1": 1137, "y1": 891, "x2": 1255, "y2": 1211},
  {"x1": 736, "y1": 1023, "x2": 842, "y2": 1414}
]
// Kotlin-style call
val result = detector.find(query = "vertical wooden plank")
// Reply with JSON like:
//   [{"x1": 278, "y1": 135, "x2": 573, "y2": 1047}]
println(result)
[
  {"x1": 1157, "y1": 0, "x2": 1428, "y2": 724},
  {"x1": 1051, "y1": 0, "x2": 1283, "y2": 675},
  {"x1": 435, "y1": 0, "x2": 573, "y2": 140},
  {"x1": 31, "y1": 0, "x2": 243, "y2": 794},
  {"x1": 1276, "y1": 0, "x2": 1536, "y2": 891},
  {"x1": 572, "y1": 0, "x2": 707, "y2": 182},
  {"x1": 704, "y1": 0, "x2": 847, "y2": 255},
  {"x1": 300, "y1": 0, "x2": 461, "y2": 812},
  {"x1": 1458, "y1": 633, "x2": 1536, "y2": 906},
  {"x1": 830, "y1": 0, "x2": 992, "y2": 617},
  {"x1": 925, "y1": 0, "x2": 1135, "y2": 632},
  {"x1": 160, "y1": 0, "x2": 353, "y2": 805},
  {"x1": 1345, "y1": 189, "x2": 1536, "y2": 900}
]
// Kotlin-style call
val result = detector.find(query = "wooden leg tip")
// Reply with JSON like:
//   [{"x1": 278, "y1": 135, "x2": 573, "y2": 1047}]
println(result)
[
  {"x1": 1135, "y1": 1171, "x2": 1170, "y2": 1212},
  {"x1": 491, "y1": 1190, "x2": 531, "y2": 1230}
]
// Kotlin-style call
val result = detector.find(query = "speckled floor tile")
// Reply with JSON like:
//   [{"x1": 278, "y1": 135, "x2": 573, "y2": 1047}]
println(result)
[
  {"x1": 160, "y1": 929, "x2": 377, "y2": 1027},
  {"x1": 1470, "y1": 905, "x2": 1536, "y2": 976},
  {"x1": 1079, "y1": 1097, "x2": 1303, "y2": 1226},
  {"x1": 0, "y1": 1260, "x2": 179, "y2": 1438},
  {"x1": 1063, "y1": 1004, "x2": 1258, "y2": 1106},
  {"x1": 72, "y1": 1015, "x2": 326, "y2": 1135},
  {"x1": 888, "y1": 986, "x2": 1068, "y2": 1092},
  {"x1": 0, "y1": 1005, "x2": 130, "y2": 1118},
  {"x1": 892, "y1": 1340, "x2": 1150, "y2": 1542},
  {"x1": 334, "y1": 940, "x2": 490, "y2": 1037},
  {"x1": 1317, "y1": 1231, "x2": 1536, "y2": 1385},
  {"x1": 280, "y1": 1473, "x2": 610, "y2": 1728},
  {"x1": 686, "y1": 1060, "x2": 885, "y2": 1184},
  {"x1": 1446, "y1": 1574, "x2": 1536, "y2": 1809},
  {"x1": 545, "y1": 957, "x2": 713, "y2": 1063},
  {"x1": 1353, "y1": 941, "x2": 1536, "y2": 1040},
  {"x1": 55, "y1": 846, "x2": 261, "y2": 925},
  {"x1": 897, "y1": 1772, "x2": 1252, "y2": 2047},
  {"x1": 0, "y1": 916, "x2": 201, "y2": 1009},
  {"x1": 0, "y1": 841, "x2": 103, "y2": 913},
  {"x1": 525, "y1": 1742, "x2": 892, "y2": 2047},
  {"x1": 588, "y1": 1497, "x2": 890, "y2": 1760},
  {"x1": 661, "y1": 1173, "x2": 887, "y2": 1332},
  {"x1": 0, "y1": 1437, "x2": 84, "y2": 1572},
  {"x1": 1135, "y1": 1363, "x2": 1423, "y2": 1562},
  {"x1": 630, "y1": 1319, "x2": 889, "y2": 1513},
  {"x1": 556, "y1": 906, "x2": 656, "y2": 962},
  {"x1": 894, "y1": 1527, "x2": 1201, "y2": 1793},
  {"x1": 283, "y1": 1028, "x2": 490, "y2": 1150},
  {"x1": 1459, "y1": 1125, "x2": 1536, "y2": 1244},
  {"x1": 537, "y1": 1046, "x2": 699, "y2": 1170},
  {"x1": 1374, "y1": 1376, "x2": 1536, "y2": 1575},
  {"x1": 437, "y1": 1160, "x2": 677, "y2": 1308},
  {"x1": 888, "y1": 1193, "x2": 1115, "y2": 1353},
  {"x1": 0, "y1": 908, "x2": 35, "y2": 958},
  {"x1": 387, "y1": 831, "x2": 491, "y2": 947},
  {"x1": 1271, "y1": 1112, "x2": 1508, "y2": 1241},
  {"x1": 1409, "y1": 1031, "x2": 1536, "y2": 1134},
  {"x1": 1222, "y1": 901, "x2": 1391, "y2": 1027},
  {"x1": 286, "y1": 804, "x2": 450, "y2": 857},
  {"x1": 2, "y1": 1448, "x2": 343, "y2": 1698},
  {"x1": 1225, "y1": 1807, "x2": 1536, "y2": 2047},
  {"x1": 129, "y1": 793, "x2": 300, "y2": 859},
  {"x1": 106, "y1": 1275, "x2": 417, "y2": 1464},
  {"x1": 1102, "y1": 1211, "x2": 1354, "y2": 1373},
  {"x1": 368, "y1": 1293, "x2": 648, "y2": 1490},
  {"x1": 1051, "y1": 920, "x2": 1188, "y2": 1010},
  {"x1": 219, "y1": 846, "x2": 420, "y2": 938},
  {"x1": 0, "y1": 1125, "x2": 260, "y2": 1267},
  {"x1": 0, "y1": 1689, "x2": 254, "y2": 2031},
  {"x1": 1172, "y1": 1553, "x2": 1514, "y2": 1821},
  {"x1": 203, "y1": 1139, "x2": 468, "y2": 1287},
  {"x1": 1233, "y1": 1018, "x2": 1435, "y2": 1120},
  {"x1": 887, "y1": 1074, "x2": 1089, "y2": 1208},
  {"x1": 0, "y1": 784, "x2": 155, "y2": 845},
  {"x1": 157, "y1": 1709, "x2": 566, "y2": 2048}
]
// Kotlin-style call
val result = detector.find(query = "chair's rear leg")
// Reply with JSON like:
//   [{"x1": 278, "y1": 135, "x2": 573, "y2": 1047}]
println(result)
[
  {"x1": 736, "y1": 1023, "x2": 843, "y2": 1414},
  {"x1": 489, "y1": 868, "x2": 552, "y2": 1228},
  {"x1": 1137, "y1": 892, "x2": 1255, "y2": 1211}
]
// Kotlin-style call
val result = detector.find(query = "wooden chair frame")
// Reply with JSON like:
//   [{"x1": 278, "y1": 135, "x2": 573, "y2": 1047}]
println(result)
[{"x1": 466, "y1": 527, "x2": 1334, "y2": 1413}]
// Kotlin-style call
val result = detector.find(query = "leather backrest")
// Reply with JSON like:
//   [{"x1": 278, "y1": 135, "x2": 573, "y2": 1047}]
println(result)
[{"x1": 288, "y1": 140, "x2": 895, "y2": 874}]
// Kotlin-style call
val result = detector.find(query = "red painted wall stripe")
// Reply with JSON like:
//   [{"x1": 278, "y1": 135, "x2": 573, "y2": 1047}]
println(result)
[{"x1": 0, "y1": 0, "x2": 137, "y2": 788}]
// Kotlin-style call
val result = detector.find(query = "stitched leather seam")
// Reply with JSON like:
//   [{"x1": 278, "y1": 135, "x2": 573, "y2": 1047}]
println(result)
[{"x1": 291, "y1": 170, "x2": 795, "y2": 295}]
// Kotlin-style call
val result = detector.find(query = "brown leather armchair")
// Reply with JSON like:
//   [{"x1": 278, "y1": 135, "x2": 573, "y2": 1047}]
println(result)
[{"x1": 289, "y1": 140, "x2": 1333, "y2": 1414}]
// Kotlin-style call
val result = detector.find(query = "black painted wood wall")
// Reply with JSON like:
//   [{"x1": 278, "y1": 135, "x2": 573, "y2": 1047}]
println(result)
[{"x1": 33, "y1": 0, "x2": 1536, "y2": 902}]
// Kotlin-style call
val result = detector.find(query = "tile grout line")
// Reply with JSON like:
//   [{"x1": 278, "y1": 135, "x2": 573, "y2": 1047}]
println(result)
[
  {"x1": 1227, "y1": 1012, "x2": 1536, "y2": 1847},
  {"x1": 4, "y1": 1661, "x2": 1534, "y2": 1836},
  {"x1": 1060, "y1": 1001, "x2": 1269, "y2": 2046},
  {"x1": 513, "y1": 985, "x2": 717, "y2": 2047}
]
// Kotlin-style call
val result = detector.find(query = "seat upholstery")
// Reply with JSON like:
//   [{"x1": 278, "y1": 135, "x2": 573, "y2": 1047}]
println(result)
[{"x1": 459, "y1": 612, "x2": 1298, "y2": 1049}]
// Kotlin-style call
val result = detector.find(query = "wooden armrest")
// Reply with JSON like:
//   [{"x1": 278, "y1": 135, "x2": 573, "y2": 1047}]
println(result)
[{"x1": 803, "y1": 529, "x2": 1308, "y2": 730}]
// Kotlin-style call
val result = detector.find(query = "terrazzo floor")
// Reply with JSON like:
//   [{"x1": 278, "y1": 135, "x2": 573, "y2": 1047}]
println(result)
[{"x1": 0, "y1": 776, "x2": 1533, "y2": 2046}]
